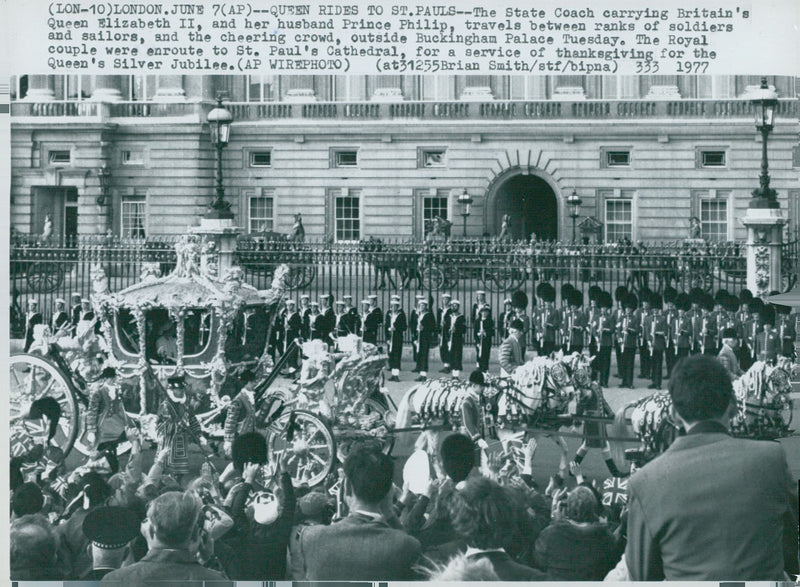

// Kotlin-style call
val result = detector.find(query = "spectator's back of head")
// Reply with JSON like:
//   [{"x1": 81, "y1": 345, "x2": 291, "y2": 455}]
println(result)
[
  {"x1": 232, "y1": 432, "x2": 267, "y2": 472},
  {"x1": 80, "y1": 471, "x2": 114, "y2": 507},
  {"x1": 146, "y1": 490, "x2": 203, "y2": 548},
  {"x1": 12, "y1": 482, "x2": 44, "y2": 517},
  {"x1": 10, "y1": 514, "x2": 58, "y2": 573},
  {"x1": 566, "y1": 486, "x2": 599, "y2": 523},
  {"x1": 449, "y1": 477, "x2": 517, "y2": 550},
  {"x1": 343, "y1": 443, "x2": 393, "y2": 506},
  {"x1": 440, "y1": 433, "x2": 476, "y2": 483},
  {"x1": 669, "y1": 355, "x2": 733, "y2": 424}
]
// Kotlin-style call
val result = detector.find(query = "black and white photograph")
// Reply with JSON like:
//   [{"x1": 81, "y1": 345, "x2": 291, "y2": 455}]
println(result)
[{"x1": 4, "y1": 0, "x2": 800, "y2": 583}]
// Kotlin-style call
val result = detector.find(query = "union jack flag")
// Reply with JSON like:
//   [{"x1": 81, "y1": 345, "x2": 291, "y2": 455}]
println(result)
[{"x1": 601, "y1": 476, "x2": 628, "y2": 507}]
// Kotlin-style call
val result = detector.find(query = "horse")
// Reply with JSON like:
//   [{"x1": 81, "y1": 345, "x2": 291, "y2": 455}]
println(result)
[
  {"x1": 395, "y1": 352, "x2": 597, "y2": 478},
  {"x1": 359, "y1": 237, "x2": 422, "y2": 290},
  {"x1": 613, "y1": 358, "x2": 795, "y2": 467}
]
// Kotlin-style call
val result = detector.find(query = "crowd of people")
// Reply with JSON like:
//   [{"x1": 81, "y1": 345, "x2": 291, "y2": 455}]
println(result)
[{"x1": 10, "y1": 354, "x2": 798, "y2": 582}]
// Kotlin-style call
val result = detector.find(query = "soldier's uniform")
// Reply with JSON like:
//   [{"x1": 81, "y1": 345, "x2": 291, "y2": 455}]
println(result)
[
  {"x1": 362, "y1": 295, "x2": 383, "y2": 346},
  {"x1": 448, "y1": 300, "x2": 467, "y2": 378},
  {"x1": 754, "y1": 305, "x2": 780, "y2": 365},
  {"x1": 385, "y1": 296, "x2": 407, "y2": 381},
  {"x1": 593, "y1": 291, "x2": 615, "y2": 387},
  {"x1": 775, "y1": 305, "x2": 796, "y2": 359},
  {"x1": 283, "y1": 300, "x2": 303, "y2": 372},
  {"x1": 51, "y1": 298, "x2": 69, "y2": 337},
  {"x1": 474, "y1": 304, "x2": 494, "y2": 372},
  {"x1": 299, "y1": 295, "x2": 312, "y2": 340},
  {"x1": 613, "y1": 286, "x2": 629, "y2": 378},
  {"x1": 663, "y1": 287, "x2": 679, "y2": 378},
  {"x1": 438, "y1": 294, "x2": 453, "y2": 373},
  {"x1": 649, "y1": 294, "x2": 669, "y2": 390},
  {"x1": 413, "y1": 300, "x2": 437, "y2": 381},
  {"x1": 565, "y1": 288, "x2": 587, "y2": 354},
  {"x1": 637, "y1": 292, "x2": 653, "y2": 378},
  {"x1": 537, "y1": 283, "x2": 560, "y2": 356},
  {"x1": 618, "y1": 294, "x2": 640, "y2": 389},
  {"x1": 499, "y1": 298, "x2": 514, "y2": 341},
  {"x1": 24, "y1": 299, "x2": 43, "y2": 352},
  {"x1": 673, "y1": 293, "x2": 694, "y2": 361}
]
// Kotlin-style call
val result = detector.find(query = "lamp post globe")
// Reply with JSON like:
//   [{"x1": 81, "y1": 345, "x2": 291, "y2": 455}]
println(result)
[
  {"x1": 566, "y1": 189, "x2": 583, "y2": 243},
  {"x1": 207, "y1": 98, "x2": 234, "y2": 219},
  {"x1": 457, "y1": 189, "x2": 473, "y2": 237},
  {"x1": 749, "y1": 77, "x2": 779, "y2": 209}
]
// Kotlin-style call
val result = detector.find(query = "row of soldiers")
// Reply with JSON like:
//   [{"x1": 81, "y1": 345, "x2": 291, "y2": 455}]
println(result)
[
  {"x1": 268, "y1": 291, "x2": 497, "y2": 382},
  {"x1": 23, "y1": 293, "x2": 95, "y2": 352},
  {"x1": 498, "y1": 283, "x2": 796, "y2": 390}
]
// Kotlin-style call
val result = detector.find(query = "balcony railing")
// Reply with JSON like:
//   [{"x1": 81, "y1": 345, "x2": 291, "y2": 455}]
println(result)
[{"x1": 11, "y1": 98, "x2": 800, "y2": 121}]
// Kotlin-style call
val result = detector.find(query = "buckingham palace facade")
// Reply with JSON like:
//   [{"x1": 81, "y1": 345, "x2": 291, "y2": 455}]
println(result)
[{"x1": 9, "y1": 74, "x2": 800, "y2": 243}]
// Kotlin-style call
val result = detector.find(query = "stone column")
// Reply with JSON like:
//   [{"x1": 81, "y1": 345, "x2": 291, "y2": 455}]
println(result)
[
  {"x1": 24, "y1": 75, "x2": 56, "y2": 101},
  {"x1": 91, "y1": 75, "x2": 123, "y2": 101},
  {"x1": 192, "y1": 218, "x2": 241, "y2": 279},
  {"x1": 742, "y1": 207, "x2": 786, "y2": 298},
  {"x1": 154, "y1": 75, "x2": 186, "y2": 101}
]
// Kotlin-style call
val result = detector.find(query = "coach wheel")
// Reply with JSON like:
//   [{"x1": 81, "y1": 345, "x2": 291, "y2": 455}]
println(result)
[
  {"x1": 267, "y1": 409, "x2": 336, "y2": 488},
  {"x1": 422, "y1": 267, "x2": 445, "y2": 291},
  {"x1": 27, "y1": 262, "x2": 64, "y2": 293},
  {"x1": 10, "y1": 353, "x2": 79, "y2": 462}
]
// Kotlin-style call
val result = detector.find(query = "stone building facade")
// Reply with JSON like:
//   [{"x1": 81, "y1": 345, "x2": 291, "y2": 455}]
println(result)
[{"x1": 10, "y1": 74, "x2": 800, "y2": 243}]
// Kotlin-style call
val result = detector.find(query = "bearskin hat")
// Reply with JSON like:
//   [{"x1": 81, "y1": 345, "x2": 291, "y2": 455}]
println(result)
[
  {"x1": 538, "y1": 283, "x2": 556, "y2": 303},
  {"x1": 739, "y1": 289, "x2": 753, "y2": 303},
  {"x1": 663, "y1": 286, "x2": 678, "y2": 305},
  {"x1": 702, "y1": 293, "x2": 715, "y2": 312},
  {"x1": 675, "y1": 293, "x2": 691, "y2": 312},
  {"x1": 569, "y1": 289, "x2": 583, "y2": 308},
  {"x1": 598, "y1": 291, "x2": 613, "y2": 309},
  {"x1": 748, "y1": 298, "x2": 765, "y2": 314},
  {"x1": 724, "y1": 295, "x2": 740, "y2": 313},
  {"x1": 650, "y1": 292, "x2": 663, "y2": 310},
  {"x1": 536, "y1": 282, "x2": 551, "y2": 299},
  {"x1": 689, "y1": 287, "x2": 705, "y2": 306},
  {"x1": 714, "y1": 289, "x2": 729, "y2": 305},
  {"x1": 614, "y1": 286, "x2": 628, "y2": 303},
  {"x1": 588, "y1": 285, "x2": 602, "y2": 303},
  {"x1": 511, "y1": 290, "x2": 528, "y2": 310},
  {"x1": 623, "y1": 293, "x2": 638, "y2": 310},
  {"x1": 760, "y1": 304, "x2": 776, "y2": 326},
  {"x1": 773, "y1": 302, "x2": 791, "y2": 315}
]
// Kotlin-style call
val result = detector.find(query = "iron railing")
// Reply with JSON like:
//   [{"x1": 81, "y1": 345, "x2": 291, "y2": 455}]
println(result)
[{"x1": 11, "y1": 235, "x2": 796, "y2": 343}]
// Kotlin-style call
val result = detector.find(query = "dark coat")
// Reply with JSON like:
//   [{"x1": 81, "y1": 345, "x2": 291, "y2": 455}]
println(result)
[
  {"x1": 626, "y1": 422, "x2": 799, "y2": 580},
  {"x1": 101, "y1": 548, "x2": 228, "y2": 584},
  {"x1": 296, "y1": 512, "x2": 421, "y2": 580},
  {"x1": 534, "y1": 520, "x2": 621, "y2": 580}
]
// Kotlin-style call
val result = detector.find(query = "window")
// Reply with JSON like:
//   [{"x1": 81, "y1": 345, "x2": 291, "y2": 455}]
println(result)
[
  {"x1": 423, "y1": 195, "x2": 449, "y2": 235},
  {"x1": 605, "y1": 150, "x2": 630, "y2": 167},
  {"x1": 249, "y1": 151, "x2": 272, "y2": 167},
  {"x1": 331, "y1": 149, "x2": 358, "y2": 168},
  {"x1": 605, "y1": 199, "x2": 632, "y2": 242},
  {"x1": 121, "y1": 150, "x2": 144, "y2": 166},
  {"x1": 334, "y1": 192, "x2": 360, "y2": 241},
  {"x1": 419, "y1": 148, "x2": 447, "y2": 168},
  {"x1": 248, "y1": 194, "x2": 274, "y2": 233},
  {"x1": 700, "y1": 199, "x2": 728, "y2": 241},
  {"x1": 48, "y1": 150, "x2": 71, "y2": 165},
  {"x1": 121, "y1": 196, "x2": 146, "y2": 238},
  {"x1": 700, "y1": 150, "x2": 726, "y2": 167}
]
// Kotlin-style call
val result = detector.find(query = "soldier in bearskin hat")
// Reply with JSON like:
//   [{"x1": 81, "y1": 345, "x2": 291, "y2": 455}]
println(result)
[
  {"x1": 718, "y1": 326, "x2": 744, "y2": 380},
  {"x1": 649, "y1": 293, "x2": 669, "y2": 390},
  {"x1": 637, "y1": 287, "x2": 653, "y2": 379},
  {"x1": 688, "y1": 287, "x2": 705, "y2": 354},
  {"x1": 755, "y1": 303, "x2": 779, "y2": 365},
  {"x1": 618, "y1": 293, "x2": 640, "y2": 389},
  {"x1": 537, "y1": 283, "x2": 560, "y2": 357},
  {"x1": 673, "y1": 292, "x2": 694, "y2": 361},
  {"x1": 511, "y1": 289, "x2": 530, "y2": 356},
  {"x1": 700, "y1": 293, "x2": 719, "y2": 356},
  {"x1": 663, "y1": 286, "x2": 679, "y2": 377},
  {"x1": 593, "y1": 291, "x2": 615, "y2": 387},
  {"x1": 474, "y1": 304, "x2": 494, "y2": 373},
  {"x1": 742, "y1": 298, "x2": 764, "y2": 370},
  {"x1": 587, "y1": 285, "x2": 602, "y2": 358},
  {"x1": 565, "y1": 288, "x2": 587, "y2": 354},
  {"x1": 613, "y1": 286, "x2": 629, "y2": 378},
  {"x1": 774, "y1": 301, "x2": 796, "y2": 359}
]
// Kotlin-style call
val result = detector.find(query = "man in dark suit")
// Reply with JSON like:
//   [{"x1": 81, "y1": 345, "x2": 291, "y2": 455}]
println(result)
[
  {"x1": 717, "y1": 327, "x2": 743, "y2": 380},
  {"x1": 295, "y1": 444, "x2": 421, "y2": 580},
  {"x1": 499, "y1": 318, "x2": 524, "y2": 376},
  {"x1": 625, "y1": 354, "x2": 798, "y2": 580}
]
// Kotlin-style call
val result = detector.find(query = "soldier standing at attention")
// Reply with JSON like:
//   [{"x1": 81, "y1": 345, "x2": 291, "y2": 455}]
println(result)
[
  {"x1": 438, "y1": 293, "x2": 453, "y2": 374},
  {"x1": 51, "y1": 298, "x2": 69, "y2": 338},
  {"x1": 362, "y1": 294, "x2": 382, "y2": 346},
  {"x1": 299, "y1": 294, "x2": 312, "y2": 340},
  {"x1": 649, "y1": 293, "x2": 669, "y2": 391},
  {"x1": 23, "y1": 298, "x2": 43, "y2": 352},
  {"x1": 385, "y1": 295, "x2": 407, "y2": 382},
  {"x1": 413, "y1": 298, "x2": 436, "y2": 382},
  {"x1": 474, "y1": 304, "x2": 494, "y2": 373},
  {"x1": 448, "y1": 300, "x2": 467, "y2": 379}
]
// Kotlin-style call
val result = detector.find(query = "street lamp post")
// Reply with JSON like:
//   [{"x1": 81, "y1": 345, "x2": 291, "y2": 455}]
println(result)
[
  {"x1": 749, "y1": 77, "x2": 779, "y2": 209},
  {"x1": 458, "y1": 189, "x2": 473, "y2": 237},
  {"x1": 566, "y1": 189, "x2": 583, "y2": 243},
  {"x1": 207, "y1": 98, "x2": 234, "y2": 219}
]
